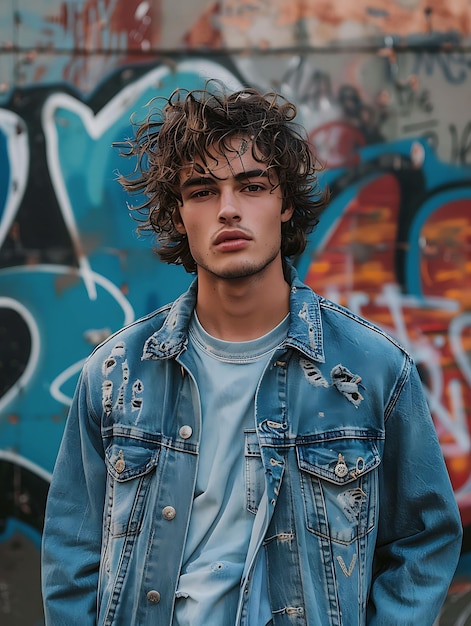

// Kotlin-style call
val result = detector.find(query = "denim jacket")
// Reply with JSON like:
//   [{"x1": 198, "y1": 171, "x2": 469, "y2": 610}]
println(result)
[{"x1": 42, "y1": 267, "x2": 462, "y2": 626}]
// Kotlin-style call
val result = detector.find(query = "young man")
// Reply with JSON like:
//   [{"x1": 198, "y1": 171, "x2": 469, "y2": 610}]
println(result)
[{"x1": 42, "y1": 86, "x2": 462, "y2": 626}]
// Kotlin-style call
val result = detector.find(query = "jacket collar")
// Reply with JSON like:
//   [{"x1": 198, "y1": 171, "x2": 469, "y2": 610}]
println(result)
[
  {"x1": 284, "y1": 265, "x2": 325, "y2": 362},
  {"x1": 142, "y1": 264, "x2": 325, "y2": 363}
]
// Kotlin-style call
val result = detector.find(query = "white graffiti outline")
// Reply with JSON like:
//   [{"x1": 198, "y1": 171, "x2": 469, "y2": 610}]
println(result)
[
  {"x1": 450, "y1": 313, "x2": 471, "y2": 387},
  {"x1": 0, "y1": 297, "x2": 40, "y2": 415},
  {"x1": 50, "y1": 360, "x2": 86, "y2": 407},
  {"x1": 349, "y1": 283, "x2": 471, "y2": 502},
  {"x1": 0, "y1": 448, "x2": 52, "y2": 483},
  {"x1": 46, "y1": 263, "x2": 136, "y2": 405},
  {"x1": 373, "y1": 285, "x2": 470, "y2": 455},
  {"x1": 0, "y1": 264, "x2": 135, "y2": 408},
  {"x1": 0, "y1": 110, "x2": 29, "y2": 249}
]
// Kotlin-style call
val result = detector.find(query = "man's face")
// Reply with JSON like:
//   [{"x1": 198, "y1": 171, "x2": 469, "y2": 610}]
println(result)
[{"x1": 175, "y1": 138, "x2": 293, "y2": 282}]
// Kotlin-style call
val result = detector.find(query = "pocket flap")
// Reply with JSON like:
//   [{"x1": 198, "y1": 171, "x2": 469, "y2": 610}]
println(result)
[
  {"x1": 105, "y1": 442, "x2": 160, "y2": 482},
  {"x1": 296, "y1": 432, "x2": 381, "y2": 485}
]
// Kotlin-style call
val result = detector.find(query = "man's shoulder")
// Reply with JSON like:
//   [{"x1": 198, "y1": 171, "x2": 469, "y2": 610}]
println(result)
[
  {"x1": 317, "y1": 293, "x2": 410, "y2": 359},
  {"x1": 288, "y1": 269, "x2": 411, "y2": 365}
]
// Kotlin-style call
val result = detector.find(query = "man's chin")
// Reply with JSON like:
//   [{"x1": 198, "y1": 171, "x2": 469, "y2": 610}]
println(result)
[
  {"x1": 206, "y1": 263, "x2": 267, "y2": 281},
  {"x1": 197, "y1": 251, "x2": 282, "y2": 282}
]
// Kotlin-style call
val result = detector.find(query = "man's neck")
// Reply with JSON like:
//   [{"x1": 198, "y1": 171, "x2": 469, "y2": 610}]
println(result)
[{"x1": 195, "y1": 266, "x2": 291, "y2": 342}]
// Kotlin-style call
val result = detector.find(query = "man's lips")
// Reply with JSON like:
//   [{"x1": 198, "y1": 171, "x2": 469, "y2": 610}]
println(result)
[{"x1": 213, "y1": 230, "x2": 251, "y2": 246}]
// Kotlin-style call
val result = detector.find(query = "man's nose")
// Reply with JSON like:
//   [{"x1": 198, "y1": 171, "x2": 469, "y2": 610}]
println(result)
[{"x1": 218, "y1": 188, "x2": 241, "y2": 221}]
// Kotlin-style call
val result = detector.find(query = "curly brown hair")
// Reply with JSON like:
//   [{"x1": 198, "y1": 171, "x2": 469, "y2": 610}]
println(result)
[{"x1": 116, "y1": 84, "x2": 329, "y2": 273}]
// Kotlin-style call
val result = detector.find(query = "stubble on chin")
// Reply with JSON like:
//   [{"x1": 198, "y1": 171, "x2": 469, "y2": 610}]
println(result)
[{"x1": 197, "y1": 248, "x2": 281, "y2": 282}]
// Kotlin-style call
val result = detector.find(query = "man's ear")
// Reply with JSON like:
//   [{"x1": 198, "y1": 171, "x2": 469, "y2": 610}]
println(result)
[
  {"x1": 173, "y1": 209, "x2": 187, "y2": 235},
  {"x1": 281, "y1": 204, "x2": 294, "y2": 223}
]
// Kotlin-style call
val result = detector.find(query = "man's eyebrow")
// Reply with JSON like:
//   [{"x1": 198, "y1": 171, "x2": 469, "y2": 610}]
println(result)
[
  {"x1": 181, "y1": 175, "x2": 214, "y2": 190},
  {"x1": 181, "y1": 168, "x2": 269, "y2": 190},
  {"x1": 234, "y1": 168, "x2": 269, "y2": 181}
]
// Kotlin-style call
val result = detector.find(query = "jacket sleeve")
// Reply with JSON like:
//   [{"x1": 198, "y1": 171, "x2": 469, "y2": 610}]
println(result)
[
  {"x1": 42, "y1": 362, "x2": 105, "y2": 625},
  {"x1": 367, "y1": 356, "x2": 463, "y2": 625}
]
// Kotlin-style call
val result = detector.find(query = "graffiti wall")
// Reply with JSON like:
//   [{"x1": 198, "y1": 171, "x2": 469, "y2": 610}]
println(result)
[{"x1": 0, "y1": 1, "x2": 471, "y2": 624}]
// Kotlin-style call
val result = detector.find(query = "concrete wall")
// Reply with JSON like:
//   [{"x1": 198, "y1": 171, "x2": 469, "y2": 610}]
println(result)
[{"x1": 1, "y1": 1, "x2": 471, "y2": 623}]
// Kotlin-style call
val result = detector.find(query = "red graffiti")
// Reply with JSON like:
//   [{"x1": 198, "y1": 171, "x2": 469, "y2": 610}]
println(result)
[{"x1": 305, "y1": 175, "x2": 471, "y2": 525}]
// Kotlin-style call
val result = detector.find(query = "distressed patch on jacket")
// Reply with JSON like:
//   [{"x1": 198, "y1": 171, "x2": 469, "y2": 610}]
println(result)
[
  {"x1": 131, "y1": 379, "x2": 144, "y2": 412},
  {"x1": 337, "y1": 487, "x2": 367, "y2": 523},
  {"x1": 300, "y1": 359, "x2": 329, "y2": 388},
  {"x1": 331, "y1": 364, "x2": 364, "y2": 408},
  {"x1": 100, "y1": 341, "x2": 144, "y2": 418},
  {"x1": 102, "y1": 379, "x2": 113, "y2": 415}
]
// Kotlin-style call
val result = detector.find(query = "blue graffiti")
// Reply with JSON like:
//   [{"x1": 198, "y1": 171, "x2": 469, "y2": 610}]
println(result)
[{"x1": 0, "y1": 61, "x2": 242, "y2": 474}]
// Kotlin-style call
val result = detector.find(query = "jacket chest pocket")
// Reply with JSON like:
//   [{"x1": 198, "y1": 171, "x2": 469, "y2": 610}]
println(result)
[
  {"x1": 296, "y1": 434, "x2": 381, "y2": 545},
  {"x1": 104, "y1": 442, "x2": 160, "y2": 537}
]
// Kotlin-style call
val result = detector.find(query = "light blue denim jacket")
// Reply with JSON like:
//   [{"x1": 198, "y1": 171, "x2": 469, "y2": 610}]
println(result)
[{"x1": 42, "y1": 267, "x2": 462, "y2": 626}]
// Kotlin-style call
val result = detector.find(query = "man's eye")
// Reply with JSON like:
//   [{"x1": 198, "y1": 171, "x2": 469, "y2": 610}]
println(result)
[
  {"x1": 191, "y1": 189, "x2": 212, "y2": 198},
  {"x1": 245, "y1": 183, "x2": 264, "y2": 192}
]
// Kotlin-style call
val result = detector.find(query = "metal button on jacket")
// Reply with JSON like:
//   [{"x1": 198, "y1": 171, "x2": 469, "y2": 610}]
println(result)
[
  {"x1": 334, "y1": 453, "x2": 348, "y2": 478},
  {"x1": 114, "y1": 450, "x2": 125, "y2": 474},
  {"x1": 162, "y1": 506, "x2": 176, "y2": 520},
  {"x1": 179, "y1": 425, "x2": 193, "y2": 439},
  {"x1": 147, "y1": 590, "x2": 161, "y2": 604}
]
